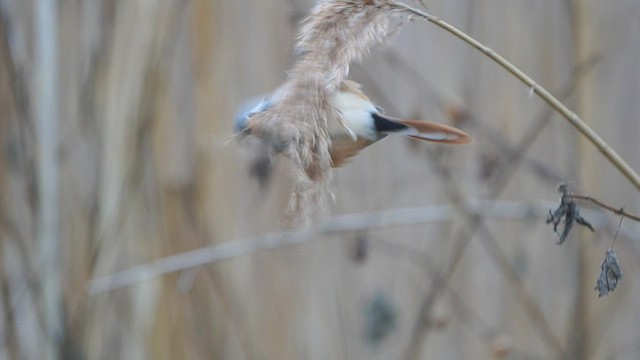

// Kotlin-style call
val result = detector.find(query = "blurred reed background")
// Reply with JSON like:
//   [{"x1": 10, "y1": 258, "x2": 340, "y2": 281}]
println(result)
[{"x1": 1, "y1": 0, "x2": 640, "y2": 359}]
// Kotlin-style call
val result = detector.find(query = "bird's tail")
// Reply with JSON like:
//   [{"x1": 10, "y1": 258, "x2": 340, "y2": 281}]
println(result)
[{"x1": 373, "y1": 114, "x2": 471, "y2": 144}]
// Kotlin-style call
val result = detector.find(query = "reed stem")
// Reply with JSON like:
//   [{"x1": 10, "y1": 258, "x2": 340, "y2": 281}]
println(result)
[{"x1": 391, "y1": 1, "x2": 640, "y2": 191}]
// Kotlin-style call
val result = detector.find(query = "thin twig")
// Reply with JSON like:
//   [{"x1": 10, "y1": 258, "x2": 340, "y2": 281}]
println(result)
[
  {"x1": 611, "y1": 211, "x2": 624, "y2": 249},
  {"x1": 390, "y1": 1, "x2": 640, "y2": 192},
  {"x1": 570, "y1": 194, "x2": 640, "y2": 223}
]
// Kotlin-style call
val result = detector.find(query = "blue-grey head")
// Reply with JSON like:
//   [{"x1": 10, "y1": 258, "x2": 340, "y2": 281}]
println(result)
[{"x1": 233, "y1": 95, "x2": 272, "y2": 134}]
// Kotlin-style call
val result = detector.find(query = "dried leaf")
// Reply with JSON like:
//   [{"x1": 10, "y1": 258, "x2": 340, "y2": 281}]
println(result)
[
  {"x1": 595, "y1": 249, "x2": 623, "y2": 297},
  {"x1": 546, "y1": 184, "x2": 594, "y2": 244}
]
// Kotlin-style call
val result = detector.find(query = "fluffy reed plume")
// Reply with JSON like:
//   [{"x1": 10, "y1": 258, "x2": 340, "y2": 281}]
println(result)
[{"x1": 247, "y1": 0, "x2": 408, "y2": 221}]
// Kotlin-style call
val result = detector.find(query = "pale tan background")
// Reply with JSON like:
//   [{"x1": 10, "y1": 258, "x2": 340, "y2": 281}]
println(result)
[{"x1": 1, "y1": 0, "x2": 640, "y2": 359}]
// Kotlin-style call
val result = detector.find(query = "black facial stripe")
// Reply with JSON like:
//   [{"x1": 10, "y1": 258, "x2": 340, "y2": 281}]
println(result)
[{"x1": 372, "y1": 113, "x2": 408, "y2": 133}]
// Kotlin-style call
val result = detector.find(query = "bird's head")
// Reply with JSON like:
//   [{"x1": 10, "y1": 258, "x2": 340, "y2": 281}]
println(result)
[{"x1": 233, "y1": 95, "x2": 272, "y2": 134}]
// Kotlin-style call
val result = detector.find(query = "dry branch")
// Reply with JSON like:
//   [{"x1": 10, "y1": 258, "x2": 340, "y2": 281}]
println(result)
[
  {"x1": 88, "y1": 200, "x2": 567, "y2": 294},
  {"x1": 87, "y1": 199, "x2": 638, "y2": 295},
  {"x1": 571, "y1": 194, "x2": 640, "y2": 223}
]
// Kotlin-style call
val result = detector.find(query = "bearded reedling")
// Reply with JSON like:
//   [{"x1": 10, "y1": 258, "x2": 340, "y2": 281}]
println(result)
[{"x1": 235, "y1": 80, "x2": 471, "y2": 167}]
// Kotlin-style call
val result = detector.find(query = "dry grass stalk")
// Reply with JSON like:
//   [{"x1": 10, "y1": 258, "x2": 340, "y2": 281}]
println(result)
[
  {"x1": 389, "y1": 1, "x2": 640, "y2": 192},
  {"x1": 89, "y1": 199, "x2": 612, "y2": 294},
  {"x1": 246, "y1": 0, "x2": 409, "y2": 222}
]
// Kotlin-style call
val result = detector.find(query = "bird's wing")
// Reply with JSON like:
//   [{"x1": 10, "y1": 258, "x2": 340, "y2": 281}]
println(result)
[
  {"x1": 373, "y1": 114, "x2": 471, "y2": 144},
  {"x1": 330, "y1": 136, "x2": 383, "y2": 167}
]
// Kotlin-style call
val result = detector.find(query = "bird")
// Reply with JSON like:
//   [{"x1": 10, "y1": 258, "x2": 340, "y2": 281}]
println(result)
[{"x1": 235, "y1": 80, "x2": 471, "y2": 167}]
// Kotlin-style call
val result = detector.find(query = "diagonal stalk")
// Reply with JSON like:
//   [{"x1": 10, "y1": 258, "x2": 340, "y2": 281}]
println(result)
[{"x1": 390, "y1": 1, "x2": 640, "y2": 191}]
